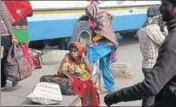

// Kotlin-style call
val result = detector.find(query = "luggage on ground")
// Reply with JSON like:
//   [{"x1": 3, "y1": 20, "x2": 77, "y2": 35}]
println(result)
[
  {"x1": 27, "y1": 82, "x2": 63, "y2": 105},
  {"x1": 30, "y1": 49, "x2": 43, "y2": 69},
  {"x1": 40, "y1": 75, "x2": 73, "y2": 95}
]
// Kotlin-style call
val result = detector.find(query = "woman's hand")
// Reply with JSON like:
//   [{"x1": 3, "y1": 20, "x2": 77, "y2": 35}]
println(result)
[
  {"x1": 82, "y1": 54, "x2": 93, "y2": 74},
  {"x1": 11, "y1": 35, "x2": 18, "y2": 44},
  {"x1": 82, "y1": 54, "x2": 88, "y2": 63},
  {"x1": 82, "y1": 53, "x2": 85, "y2": 58},
  {"x1": 87, "y1": 40, "x2": 93, "y2": 45},
  {"x1": 12, "y1": 38, "x2": 18, "y2": 44}
]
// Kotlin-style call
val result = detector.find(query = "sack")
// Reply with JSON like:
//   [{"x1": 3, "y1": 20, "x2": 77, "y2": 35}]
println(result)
[
  {"x1": 40, "y1": 75, "x2": 73, "y2": 95},
  {"x1": 4, "y1": 1, "x2": 32, "y2": 23},
  {"x1": 4, "y1": 44, "x2": 32, "y2": 81},
  {"x1": 30, "y1": 49, "x2": 43, "y2": 69},
  {"x1": 27, "y1": 82, "x2": 63, "y2": 105}
]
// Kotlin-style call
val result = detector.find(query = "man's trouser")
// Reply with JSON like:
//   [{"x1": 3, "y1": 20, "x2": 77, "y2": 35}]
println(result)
[{"x1": 1, "y1": 35, "x2": 12, "y2": 87}]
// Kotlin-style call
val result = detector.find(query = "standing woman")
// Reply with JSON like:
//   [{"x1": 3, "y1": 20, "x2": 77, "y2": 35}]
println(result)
[
  {"x1": 12, "y1": 1, "x2": 34, "y2": 72},
  {"x1": 85, "y1": 4, "x2": 118, "y2": 93},
  {"x1": 1, "y1": 1, "x2": 17, "y2": 88}
]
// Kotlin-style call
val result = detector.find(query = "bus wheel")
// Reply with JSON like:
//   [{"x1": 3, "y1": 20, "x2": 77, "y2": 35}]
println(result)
[
  {"x1": 72, "y1": 21, "x2": 92, "y2": 46},
  {"x1": 29, "y1": 40, "x2": 46, "y2": 50},
  {"x1": 57, "y1": 38, "x2": 67, "y2": 50},
  {"x1": 119, "y1": 30, "x2": 137, "y2": 39}
]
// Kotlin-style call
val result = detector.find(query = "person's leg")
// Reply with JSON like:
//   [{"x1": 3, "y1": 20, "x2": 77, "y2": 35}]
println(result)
[
  {"x1": 142, "y1": 68, "x2": 155, "y2": 107},
  {"x1": 86, "y1": 43, "x2": 113, "y2": 92},
  {"x1": 1, "y1": 36, "x2": 12, "y2": 88},
  {"x1": 99, "y1": 53, "x2": 115, "y2": 92},
  {"x1": 1, "y1": 58, "x2": 7, "y2": 88}
]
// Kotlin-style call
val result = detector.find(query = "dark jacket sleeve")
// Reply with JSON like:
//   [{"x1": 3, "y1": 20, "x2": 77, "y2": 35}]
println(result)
[{"x1": 113, "y1": 46, "x2": 176, "y2": 102}]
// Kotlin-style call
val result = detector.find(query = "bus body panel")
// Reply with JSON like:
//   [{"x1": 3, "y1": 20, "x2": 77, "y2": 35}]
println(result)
[{"x1": 27, "y1": 1, "x2": 159, "y2": 41}]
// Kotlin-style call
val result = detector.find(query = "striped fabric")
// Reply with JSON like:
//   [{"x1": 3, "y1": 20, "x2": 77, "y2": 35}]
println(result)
[
  {"x1": 137, "y1": 24, "x2": 167, "y2": 69},
  {"x1": 0, "y1": 1, "x2": 14, "y2": 36}
]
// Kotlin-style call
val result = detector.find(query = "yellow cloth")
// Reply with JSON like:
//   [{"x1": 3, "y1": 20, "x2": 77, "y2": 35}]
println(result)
[
  {"x1": 93, "y1": 34, "x2": 103, "y2": 41},
  {"x1": 75, "y1": 64, "x2": 90, "y2": 81},
  {"x1": 93, "y1": 34, "x2": 113, "y2": 45},
  {"x1": 61, "y1": 62, "x2": 90, "y2": 81}
]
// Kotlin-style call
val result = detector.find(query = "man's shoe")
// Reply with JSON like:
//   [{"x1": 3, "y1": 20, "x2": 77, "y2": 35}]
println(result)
[{"x1": 1, "y1": 86, "x2": 5, "y2": 90}]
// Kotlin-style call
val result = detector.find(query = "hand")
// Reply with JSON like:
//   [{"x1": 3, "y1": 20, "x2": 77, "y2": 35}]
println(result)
[
  {"x1": 11, "y1": 35, "x2": 18, "y2": 44},
  {"x1": 104, "y1": 92, "x2": 119, "y2": 106},
  {"x1": 82, "y1": 53, "x2": 85, "y2": 58},
  {"x1": 87, "y1": 40, "x2": 92, "y2": 45},
  {"x1": 81, "y1": 53, "x2": 86, "y2": 62},
  {"x1": 82, "y1": 55, "x2": 89, "y2": 63},
  {"x1": 82, "y1": 53, "x2": 88, "y2": 60},
  {"x1": 12, "y1": 38, "x2": 18, "y2": 44}
]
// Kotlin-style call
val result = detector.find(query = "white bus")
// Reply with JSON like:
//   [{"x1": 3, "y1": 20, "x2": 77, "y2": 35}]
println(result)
[{"x1": 27, "y1": 1, "x2": 160, "y2": 49}]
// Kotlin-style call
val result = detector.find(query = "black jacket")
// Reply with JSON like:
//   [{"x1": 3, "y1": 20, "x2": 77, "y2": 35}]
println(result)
[{"x1": 113, "y1": 19, "x2": 176, "y2": 106}]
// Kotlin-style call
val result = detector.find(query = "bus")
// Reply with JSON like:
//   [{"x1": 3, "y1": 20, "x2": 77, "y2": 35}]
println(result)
[{"x1": 28, "y1": 1, "x2": 161, "y2": 50}]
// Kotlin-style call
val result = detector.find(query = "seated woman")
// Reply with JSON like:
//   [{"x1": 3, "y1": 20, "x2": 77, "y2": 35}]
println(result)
[
  {"x1": 40, "y1": 41, "x2": 100, "y2": 106},
  {"x1": 59, "y1": 41, "x2": 100, "y2": 106},
  {"x1": 58, "y1": 41, "x2": 92, "y2": 81}
]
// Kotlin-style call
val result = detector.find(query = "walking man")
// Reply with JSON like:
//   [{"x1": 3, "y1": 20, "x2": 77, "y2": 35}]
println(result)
[{"x1": 137, "y1": 5, "x2": 168, "y2": 107}]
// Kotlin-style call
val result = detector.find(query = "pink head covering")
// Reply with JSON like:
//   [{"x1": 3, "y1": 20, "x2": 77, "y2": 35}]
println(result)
[{"x1": 85, "y1": 4, "x2": 117, "y2": 44}]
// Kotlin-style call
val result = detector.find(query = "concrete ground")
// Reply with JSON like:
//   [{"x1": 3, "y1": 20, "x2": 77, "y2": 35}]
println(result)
[
  {"x1": 1, "y1": 38, "x2": 144, "y2": 106},
  {"x1": 100, "y1": 38, "x2": 144, "y2": 106}
]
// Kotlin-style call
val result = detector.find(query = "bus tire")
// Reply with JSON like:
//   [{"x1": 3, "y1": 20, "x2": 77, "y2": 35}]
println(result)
[
  {"x1": 119, "y1": 30, "x2": 137, "y2": 39},
  {"x1": 57, "y1": 41, "x2": 66, "y2": 50},
  {"x1": 57, "y1": 38, "x2": 70, "y2": 50},
  {"x1": 72, "y1": 21, "x2": 92, "y2": 45},
  {"x1": 29, "y1": 40, "x2": 46, "y2": 50}
]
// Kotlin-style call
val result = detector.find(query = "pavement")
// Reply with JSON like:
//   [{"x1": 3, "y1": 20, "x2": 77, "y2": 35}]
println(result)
[{"x1": 1, "y1": 38, "x2": 144, "y2": 106}]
